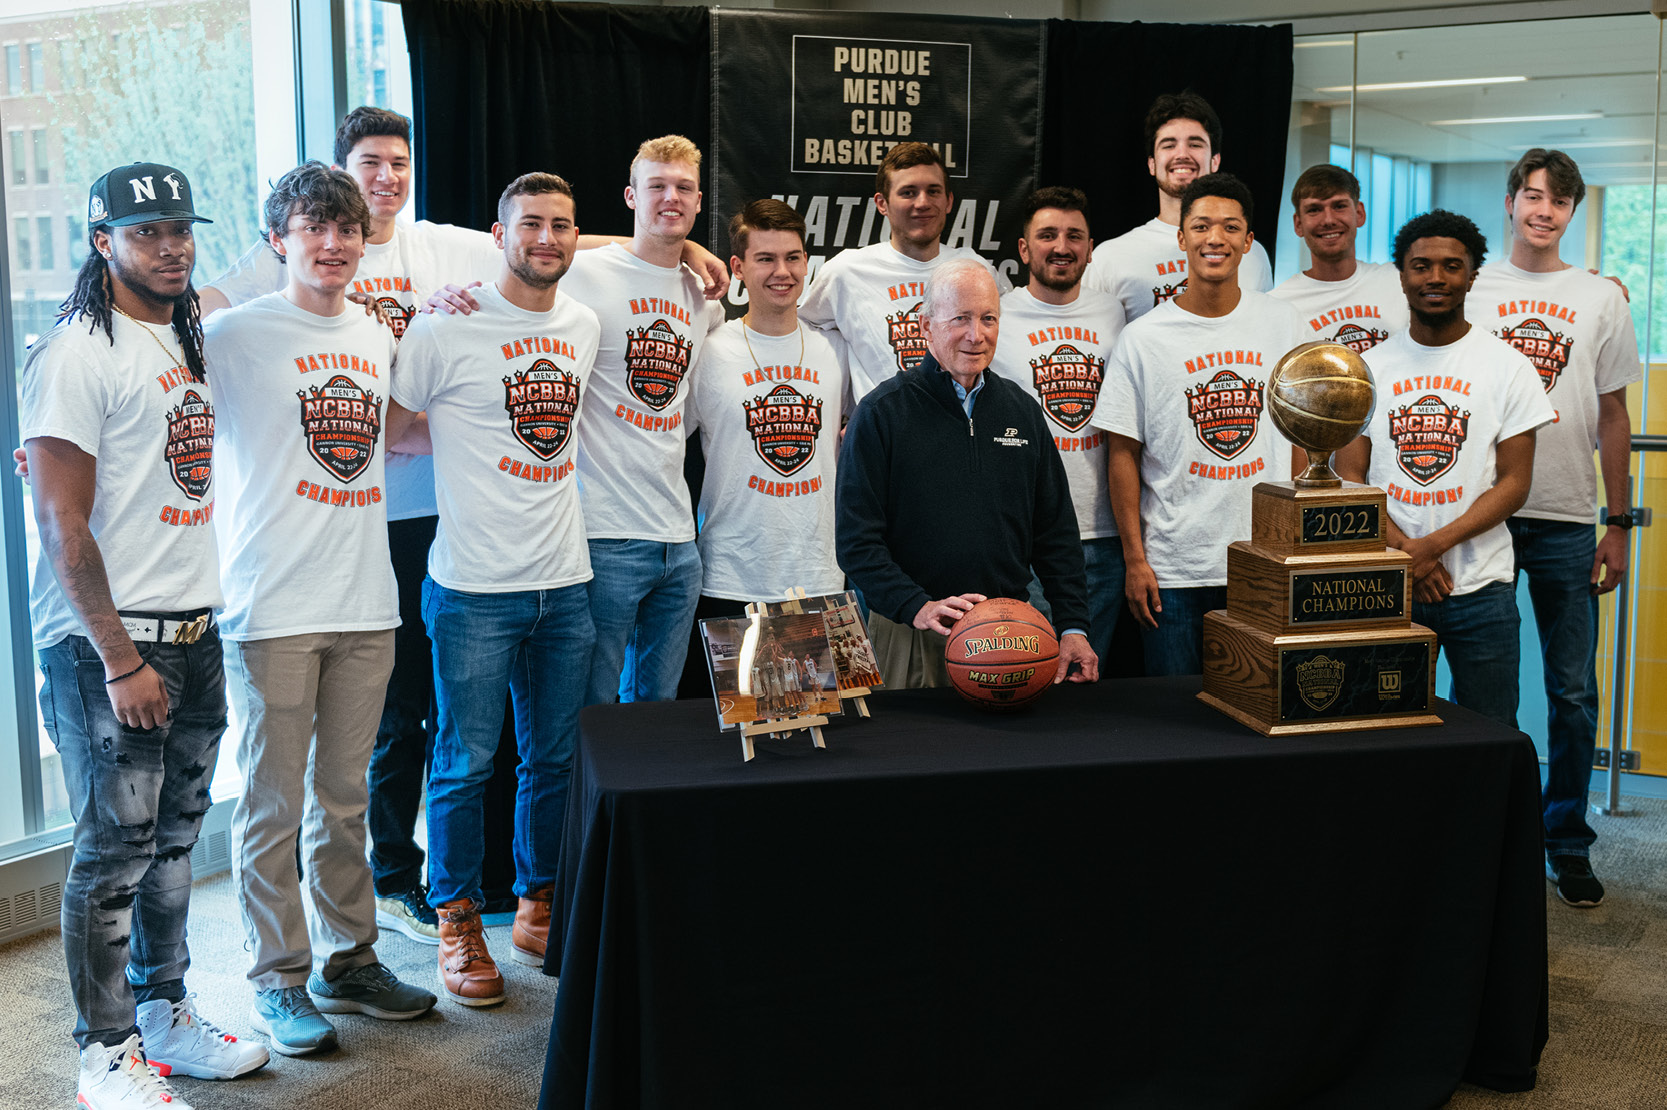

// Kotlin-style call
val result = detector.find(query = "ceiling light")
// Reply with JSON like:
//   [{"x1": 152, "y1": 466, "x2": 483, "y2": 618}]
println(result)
[
  {"x1": 1428, "y1": 112, "x2": 1603, "y2": 126},
  {"x1": 1507, "y1": 139, "x2": 1652, "y2": 150},
  {"x1": 1317, "y1": 76, "x2": 1527, "y2": 93},
  {"x1": 1296, "y1": 39, "x2": 1354, "y2": 48}
]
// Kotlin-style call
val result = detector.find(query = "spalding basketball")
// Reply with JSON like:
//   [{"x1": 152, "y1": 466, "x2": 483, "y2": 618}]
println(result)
[
  {"x1": 944, "y1": 598, "x2": 1059, "y2": 710},
  {"x1": 1267, "y1": 341, "x2": 1376, "y2": 454}
]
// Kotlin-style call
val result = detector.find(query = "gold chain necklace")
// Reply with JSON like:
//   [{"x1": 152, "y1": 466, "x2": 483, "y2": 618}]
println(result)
[
  {"x1": 741, "y1": 315, "x2": 805, "y2": 376},
  {"x1": 112, "y1": 304, "x2": 186, "y2": 371}
]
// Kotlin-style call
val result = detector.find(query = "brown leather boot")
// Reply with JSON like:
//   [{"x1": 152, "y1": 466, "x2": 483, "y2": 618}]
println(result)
[
  {"x1": 511, "y1": 885, "x2": 554, "y2": 968},
  {"x1": 437, "y1": 899, "x2": 504, "y2": 1007}
]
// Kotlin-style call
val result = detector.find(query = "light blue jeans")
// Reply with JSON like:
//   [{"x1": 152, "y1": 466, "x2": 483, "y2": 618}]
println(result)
[
  {"x1": 584, "y1": 538, "x2": 702, "y2": 705},
  {"x1": 423, "y1": 580, "x2": 595, "y2": 908}
]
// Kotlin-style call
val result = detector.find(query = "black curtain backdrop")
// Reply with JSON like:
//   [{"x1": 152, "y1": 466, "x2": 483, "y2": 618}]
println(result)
[
  {"x1": 402, "y1": 0, "x2": 711, "y2": 240},
  {"x1": 1042, "y1": 19, "x2": 1295, "y2": 258},
  {"x1": 403, "y1": 3, "x2": 1293, "y2": 261}
]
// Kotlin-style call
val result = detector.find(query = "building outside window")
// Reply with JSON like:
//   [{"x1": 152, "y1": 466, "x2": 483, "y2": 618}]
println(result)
[{"x1": 31, "y1": 128, "x2": 46, "y2": 184}]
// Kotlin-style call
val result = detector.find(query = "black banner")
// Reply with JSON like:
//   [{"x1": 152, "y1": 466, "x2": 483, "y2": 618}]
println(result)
[{"x1": 711, "y1": 10, "x2": 1042, "y2": 315}]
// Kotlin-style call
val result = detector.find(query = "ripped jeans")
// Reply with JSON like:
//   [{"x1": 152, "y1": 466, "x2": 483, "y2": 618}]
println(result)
[{"x1": 39, "y1": 630, "x2": 226, "y2": 1049}]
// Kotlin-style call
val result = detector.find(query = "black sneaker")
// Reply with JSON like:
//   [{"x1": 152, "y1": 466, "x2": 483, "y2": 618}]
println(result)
[
  {"x1": 375, "y1": 884, "x2": 441, "y2": 944},
  {"x1": 1547, "y1": 855, "x2": 1605, "y2": 907}
]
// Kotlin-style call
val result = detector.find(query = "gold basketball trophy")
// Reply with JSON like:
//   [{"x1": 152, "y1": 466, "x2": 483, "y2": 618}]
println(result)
[{"x1": 1198, "y1": 342, "x2": 1441, "y2": 734}]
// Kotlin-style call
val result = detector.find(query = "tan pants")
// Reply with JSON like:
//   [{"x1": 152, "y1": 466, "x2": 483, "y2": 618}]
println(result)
[
  {"x1": 869, "y1": 611, "x2": 951, "y2": 690},
  {"x1": 225, "y1": 629, "x2": 394, "y2": 990}
]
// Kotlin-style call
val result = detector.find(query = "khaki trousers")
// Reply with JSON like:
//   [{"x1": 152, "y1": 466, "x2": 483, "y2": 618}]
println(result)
[
  {"x1": 225, "y1": 629, "x2": 394, "y2": 989},
  {"x1": 868, "y1": 611, "x2": 951, "y2": 690}
]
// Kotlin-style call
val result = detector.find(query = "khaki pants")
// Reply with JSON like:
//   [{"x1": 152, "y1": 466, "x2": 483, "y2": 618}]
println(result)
[
  {"x1": 226, "y1": 629, "x2": 394, "y2": 990},
  {"x1": 869, "y1": 611, "x2": 951, "y2": 690}
]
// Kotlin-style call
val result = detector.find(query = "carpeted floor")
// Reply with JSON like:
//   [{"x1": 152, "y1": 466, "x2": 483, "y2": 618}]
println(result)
[{"x1": 3, "y1": 792, "x2": 1663, "y2": 1109}]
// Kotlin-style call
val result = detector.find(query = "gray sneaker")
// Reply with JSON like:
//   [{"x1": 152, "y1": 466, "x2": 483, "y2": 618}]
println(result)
[
  {"x1": 250, "y1": 986, "x2": 337, "y2": 1056},
  {"x1": 309, "y1": 961, "x2": 437, "y2": 1020}
]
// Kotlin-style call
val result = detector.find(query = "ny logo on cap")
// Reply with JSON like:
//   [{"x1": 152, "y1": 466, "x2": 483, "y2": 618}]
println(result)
[{"x1": 128, "y1": 173, "x2": 185, "y2": 203}]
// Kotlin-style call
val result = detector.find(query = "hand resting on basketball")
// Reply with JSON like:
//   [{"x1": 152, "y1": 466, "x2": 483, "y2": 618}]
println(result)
[{"x1": 914, "y1": 593, "x2": 987, "y2": 635}]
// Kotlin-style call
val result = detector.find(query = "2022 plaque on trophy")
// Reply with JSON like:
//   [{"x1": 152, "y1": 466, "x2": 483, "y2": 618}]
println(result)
[{"x1": 1199, "y1": 341, "x2": 1442, "y2": 735}]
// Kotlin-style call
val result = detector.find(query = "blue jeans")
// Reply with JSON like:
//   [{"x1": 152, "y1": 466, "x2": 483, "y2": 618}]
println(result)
[
  {"x1": 1141, "y1": 586, "x2": 1227, "y2": 676},
  {"x1": 1508, "y1": 518, "x2": 1600, "y2": 859},
  {"x1": 1025, "y1": 536, "x2": 1127, "y2": 664},
  {"x1": 1413, "y1": 579, "x2": 1521, "y2": 729},
  {"x1": 40, "y1": 629, "x2": 226, "y2": 1049},
  {"x1": 423, "y1": 579, "x2": 595, "y2": 907},
  {"x1": 584, "y1": 538, "x2": 701, "y2": 705}
]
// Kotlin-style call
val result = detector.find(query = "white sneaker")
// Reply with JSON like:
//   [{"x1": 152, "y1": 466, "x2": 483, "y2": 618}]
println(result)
[
  {"x1": 137, "y1": 994, "x2": 270, "y2": 1080},
  {"x1": 77, "y1": 1033, "x2": 192, "y2": 1109}
]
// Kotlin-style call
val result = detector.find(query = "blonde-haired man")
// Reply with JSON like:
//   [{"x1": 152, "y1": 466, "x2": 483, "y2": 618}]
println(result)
[{"x1": 561, "y1": 136, "x2": 726, "y2": 705}]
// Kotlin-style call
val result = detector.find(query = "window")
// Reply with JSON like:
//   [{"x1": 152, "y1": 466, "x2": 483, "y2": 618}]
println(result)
[
  {"x1": 12, "y1": 216, "x2": 31, "y2": 272},
  {"x1": 66, "y1": 215, "x2": 85, "y2": 267},
  {"x1": 36, "y1": 216, "x2": 54, "y2": 273},
  {"x1": 1, "y1": 0, "x2": 301, "y2": 854}
]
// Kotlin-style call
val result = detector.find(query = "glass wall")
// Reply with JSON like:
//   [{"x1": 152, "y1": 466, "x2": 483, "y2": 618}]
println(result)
[{"x1": 1283, "y1": 11, "x2": 1664, "y2": 775}]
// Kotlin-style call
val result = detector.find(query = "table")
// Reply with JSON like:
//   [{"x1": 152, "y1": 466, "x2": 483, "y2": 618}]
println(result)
[{"x1": 539, "y1": 678, "x2": 1548, "y2": 1110}]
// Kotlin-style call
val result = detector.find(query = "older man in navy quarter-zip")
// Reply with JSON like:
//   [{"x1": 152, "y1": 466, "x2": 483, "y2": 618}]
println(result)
[{"x1": 836, "y1": 257, "x2": 1098, "y2": 689}]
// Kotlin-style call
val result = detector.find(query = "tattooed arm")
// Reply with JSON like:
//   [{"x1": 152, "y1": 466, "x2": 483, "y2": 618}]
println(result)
[{"x1": 28, "y1": 436, "x2": 169, "y2": 728}]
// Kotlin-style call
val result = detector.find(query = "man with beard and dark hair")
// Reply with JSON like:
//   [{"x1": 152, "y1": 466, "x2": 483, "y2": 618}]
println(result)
[
  {"x1": 391, "y1": 172, "x2": 602, "y2": 1006},
  {"x1": 987, "y1": 187, "x2": 1128, "y2": 670},
  {"x1": 23, "y1": 161, "x2": 269, "y2": 1108},
  {"x1": 206, "y1": 161, "x2": 435, "y2": 1055},
  {"x1": 1083, "y1": 91, "x2": 1273, "y2": 321},
  {"x1": 1337, "y1": 210, "x2": 1554, "y2": 729}
]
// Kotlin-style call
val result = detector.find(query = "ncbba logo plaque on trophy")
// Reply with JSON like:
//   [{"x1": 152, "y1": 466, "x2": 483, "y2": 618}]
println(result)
[{"x1": 1198, "y1": 342, "x2": 1442, "y2": 736}]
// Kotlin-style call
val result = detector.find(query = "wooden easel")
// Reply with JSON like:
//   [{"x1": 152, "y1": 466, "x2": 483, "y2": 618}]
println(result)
[{"x1": 738, "y1": 590, "x2": 830, "y2": 762}]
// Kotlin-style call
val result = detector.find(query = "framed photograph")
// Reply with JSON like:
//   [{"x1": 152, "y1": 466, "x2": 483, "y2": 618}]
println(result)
[
  {"x1": 701, "y1": 611, "x2": 843, "y2": 730},
  {"x1": 778, "y1": 591, "x2": 883, "y2": 691}
]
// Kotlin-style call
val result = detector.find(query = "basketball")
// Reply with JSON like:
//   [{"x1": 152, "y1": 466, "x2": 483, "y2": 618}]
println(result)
[
  {"x1": 1267, "y1": 341, "x2": 1377, "y2": 454},
  {"x1": 944, "y1": 598, "x2": 1059, "y2": 710}
]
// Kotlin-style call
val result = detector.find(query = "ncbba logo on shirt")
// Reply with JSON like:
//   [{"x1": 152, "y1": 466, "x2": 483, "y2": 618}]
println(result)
[
  {"x1": 1030, "y1": 343, "x2": 1104, "y2": 432},
  {"x1": 298, "y1": 375, "x2": 382, "y2": 482},
  {"x1": 886, "y1": 302, "x2": 928, "y2": 372},
  {"x1": 744, "y1": 384, "x2": 823, "y2": 476},
  {"x1": 503, "y1": 359, "x2": 581, "y2": 460},
  {"x1": 1496, "y1": 317, "x2": 1572, "y2": 393},
  {"x1": 1388, "y1": 394, "x2": 1470, "y2": 485},
  {"x1": 1333, "y1": 321, "x2": 1389, "y2": 353},
  {"x1": 625, "y1": 318, "x2": 694, "y2": 410},
  {"x1": 1185, "y1": 370, "x2": 1264, "y2": 460},
  {"x1": 165, "y1": 389, "x2": 215, "y2": 501}
]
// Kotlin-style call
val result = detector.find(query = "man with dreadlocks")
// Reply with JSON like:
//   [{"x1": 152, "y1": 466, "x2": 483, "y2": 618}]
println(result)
[{"x1": 23, "y1": 162, "x2": 270, "y2": 1109}]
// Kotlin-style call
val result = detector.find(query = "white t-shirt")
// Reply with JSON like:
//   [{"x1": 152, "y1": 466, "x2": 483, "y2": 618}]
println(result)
[
  {"x1": 20, "y1": 316, "x2": 224, "y2": 650},
  {"x1": 391, "y1": 283, "x2": 600, "y2": 593},
  {"x1": 1362, "y1": 326, "x2": 1555, "y2": 597},
  {"x1": 1469, "y1": 261, "x2": 1643, "y2": 523},
  {"x1": 208, "y1": 220, "x2": 501, "y2": 521},
  {"x1": 799, "y1": 240, "x2": 1012, "y2": 402},
  {"x1": 1091, "y1": 292, "x2": 1305, "y2": 588},
  {"x1": 989, "y1": 286, "x2": 1126, "y2": 539},
  {"x1": 203, "y1": 294, "x2": 399, "y2": 640},
  {"x1": 687, "y1": 319, "x2": 851, "y2": 601},
  {"x1": 1270, "y1": 261, "x2": 1409, "y2": 353},
  {"x1": 1083, "y1": 217, "x2": 1274, "y2": 323},
  {"x1": 560, "y1": 243, "x2": 725, "y2": 543}
]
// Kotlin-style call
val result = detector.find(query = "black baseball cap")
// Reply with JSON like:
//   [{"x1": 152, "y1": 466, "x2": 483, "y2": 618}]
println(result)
[{"x1": 87, "y1": 162, "x2": 212, "y2": 229}]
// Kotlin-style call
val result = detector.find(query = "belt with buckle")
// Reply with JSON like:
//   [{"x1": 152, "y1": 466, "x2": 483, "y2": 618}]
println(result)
[{"x1": 119, "y1": 610, "x2": 215, "y2": 645}]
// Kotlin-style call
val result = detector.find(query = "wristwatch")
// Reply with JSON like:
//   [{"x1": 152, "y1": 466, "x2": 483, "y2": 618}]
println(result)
[{"x1": 1605, "y1": 512, "x2": 1634, "y2": 530}]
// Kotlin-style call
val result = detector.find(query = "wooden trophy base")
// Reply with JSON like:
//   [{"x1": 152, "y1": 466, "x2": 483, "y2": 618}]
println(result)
[{"x1": 1200, "y1": 609, "x2": 1442, "y2": 735}]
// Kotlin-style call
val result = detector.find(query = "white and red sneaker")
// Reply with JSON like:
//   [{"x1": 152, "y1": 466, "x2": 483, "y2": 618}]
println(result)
[
  {"x1": 137, "y1": 994, "x2": 269, "y2": 1080},
  {"x1": 77, "y1": 1033, "x2": 191, "y2": 1109}
]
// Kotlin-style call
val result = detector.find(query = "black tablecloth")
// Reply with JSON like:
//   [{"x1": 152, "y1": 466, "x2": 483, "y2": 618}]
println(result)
[{"x1": 540, "y1": 679, "x2": 1547, "y2": 1110}]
